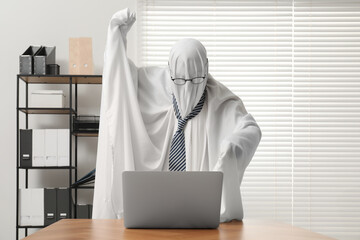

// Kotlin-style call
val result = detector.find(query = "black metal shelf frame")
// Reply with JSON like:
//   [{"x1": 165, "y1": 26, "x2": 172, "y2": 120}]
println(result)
[
  {"x1": 17, "y1": 107, "x2": 77, "y2": 115},
  {"x1": 71, "y1": 186, "x2": 94, "y2": 189},
  {"x1": 19, "y1": 166, "x2": 77, "y2": 169},
  {"x1": 17, "y1": 225, "x2": 46, "y2": 229},
  {"x1": 16, "y1": 74, "x2": 101, "y2": 239}
]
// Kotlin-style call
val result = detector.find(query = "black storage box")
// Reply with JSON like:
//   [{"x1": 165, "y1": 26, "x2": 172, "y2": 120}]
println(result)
[
  {"x1": 73, "y1": 115, "x2": 99, "y2": 134},
  {"x1": 46, "y1": 64, "x2": 60, "y2": 75}
]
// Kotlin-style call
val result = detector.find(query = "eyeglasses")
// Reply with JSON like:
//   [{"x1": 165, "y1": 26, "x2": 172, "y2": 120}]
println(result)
[
  {"x1": 168, "y1": 59, "x2": 208, "y2": 85},
  {"x1": 171, "y1": 76, "x2": 206, "y2": 85}
]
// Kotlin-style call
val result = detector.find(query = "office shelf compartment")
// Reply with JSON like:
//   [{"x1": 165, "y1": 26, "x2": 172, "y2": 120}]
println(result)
[{"x1": 16, "y1": 74, "x2": 102, "y2": 239}]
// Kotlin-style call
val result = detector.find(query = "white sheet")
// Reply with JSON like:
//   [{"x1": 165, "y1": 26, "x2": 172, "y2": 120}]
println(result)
[
  {"x1": 168, "y1": 38, "x2": 208, "y2": 119},
  {"x1": 92, "y1": 8, "x2": 262, "y2": 222}
]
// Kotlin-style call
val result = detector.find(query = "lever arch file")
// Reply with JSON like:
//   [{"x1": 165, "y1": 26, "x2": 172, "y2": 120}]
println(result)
[
  {"x1": 56, "y1": 188, "x2": 70, "y2": 221},
  {"x1": 44, "y1": 188, "x2": 57, "y2": 226},
  {"x1": 20, "y1": 129, "x2": 32, "y2": 168},
  {"x1": 45, "y1": 129, "x2": 57, "y2": 166},
  {"x1": 57, "y1": 129, "x2": 69, "y2": 166},
  {"x1": 19, "y1": 189, "x2": 31, "y2": 225},
  {"x1": 33, "y1": 129, "x2": 45, "y2": 167},
  {"x1": 31, "y1": 188, "x2": 44, "y2": 226},
  {"x1": 19, "y1": 188, "x2": 44, "y2": 226}
]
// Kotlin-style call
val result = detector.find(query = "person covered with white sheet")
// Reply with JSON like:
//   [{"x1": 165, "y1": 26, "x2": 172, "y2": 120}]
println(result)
[{"x1": 92, "y1": 8, "x2": 262, "y2": 222}]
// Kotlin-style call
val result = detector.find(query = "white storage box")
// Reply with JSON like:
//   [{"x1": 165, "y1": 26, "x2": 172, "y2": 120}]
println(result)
[{"x1": 30, "y1": 90, "x2": 65, "y2": 108}]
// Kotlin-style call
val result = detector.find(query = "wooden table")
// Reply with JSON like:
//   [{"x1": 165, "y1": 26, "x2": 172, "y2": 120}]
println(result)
[{"x1": 22, "y1": 219, "x2": 335, "y2": 240}]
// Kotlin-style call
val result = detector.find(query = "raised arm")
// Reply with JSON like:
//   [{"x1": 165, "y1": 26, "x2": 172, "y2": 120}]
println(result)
[{"x1": 93, "y1": 8, "x2": 137, "y2": 219}]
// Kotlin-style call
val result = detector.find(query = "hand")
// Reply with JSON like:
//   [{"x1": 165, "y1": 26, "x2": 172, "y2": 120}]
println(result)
[
  {"x1": 219, "y1": 139, "x2": 236, "y2": 162},
  {"x1": 215, "y1": 138, "x2": 244, "y2": 173},
  {"x1": 111, "y1": 8, "x2": 136, "y2": 28},
  {"x1": 118, "y1": 8, "x2": 136, "y2": 37},
  {"x1": 110, "y1": 8, "x2": 137, "y2": 48}
]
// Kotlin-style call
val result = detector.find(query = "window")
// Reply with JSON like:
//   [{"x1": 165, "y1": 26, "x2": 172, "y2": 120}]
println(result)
[{"x1": 137, "y1": 1, "x2": 360, "y2": 239}]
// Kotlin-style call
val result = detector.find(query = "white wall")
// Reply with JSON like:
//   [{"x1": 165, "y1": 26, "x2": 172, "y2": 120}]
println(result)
[{"x1": 0, "y1": 1, "x2": 138, "y2": 239}]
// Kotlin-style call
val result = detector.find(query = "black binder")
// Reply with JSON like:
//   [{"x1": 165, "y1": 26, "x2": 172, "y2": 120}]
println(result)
[
  {"x1": 56, "y1": 188, "x2": 70, "y2": 221},
  {"x1": 76, "y1": 204, "x2": 89, "y2": 219},
  {"x1": 89, "y1": 204, "x2": 93, "y2": 218},
  {"x1": 20, "y1": 129, "x2": 32, "y2": 168},
  {"x1": 44, "y1": 188, "x2": 57, "y2": 226}
]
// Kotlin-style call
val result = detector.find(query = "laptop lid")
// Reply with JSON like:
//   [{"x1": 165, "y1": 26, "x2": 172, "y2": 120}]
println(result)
[{"x1": 122, "y1": 171, "x2": 223, "y2": 229}]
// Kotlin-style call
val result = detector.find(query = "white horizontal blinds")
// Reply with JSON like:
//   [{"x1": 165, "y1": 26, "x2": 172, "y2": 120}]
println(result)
[
  {"x1": 137, "y1": 0, "x2": 294, "y2": 223},
  {"x1": 293, "y1": 1, "x2": 360, "y2": 239},
  {"x1": 137, "y1": 0, "x2": 360, "y2": 239}
]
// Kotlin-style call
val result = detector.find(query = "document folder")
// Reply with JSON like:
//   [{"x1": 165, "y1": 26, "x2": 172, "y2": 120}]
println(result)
[
  {"x1": 44, "y1": 188, "x2": 57, "y2": 226},
  {"x1": 20, "y1": 129, "x2": 32, "y2": 168},
  {"x1": 31, "y1": 188, "x2": 44, "y2": 226},
  {"x1": 33, "y1": 129, "x2": 45, "y2": 167},
  {"x1": 57, "y1": 129, "x2": 69, "y2": 166},
  {"x1": 45, "y1": 129, "x2": 57, "y2": 166},
  {"x1": 56, "y1": 188, "x2": 70, "y2": 221},
  {"x1": 19, "y1": 188, "x2": 31, "y2": 226}
]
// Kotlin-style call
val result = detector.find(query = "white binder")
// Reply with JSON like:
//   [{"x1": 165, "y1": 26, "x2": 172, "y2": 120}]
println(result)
[
  {"x1": 45, "y1": 129, "x2": 57, "y2": 166},
  {"x1": 32, "y1": 129, "x2": 45, "y2": 166},
  {"x1": 19, "y1": 188, "x2": 31, "y2": 226},
  {"x1": 31, "y1": 188, "x2": 44, "y2": 226},
  {"x1": 57, "y1": 129, "x2": 69, "y2": 166}
]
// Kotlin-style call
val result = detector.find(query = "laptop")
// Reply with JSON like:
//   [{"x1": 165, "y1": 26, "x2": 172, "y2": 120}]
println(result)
[{"x1": 122, "y1": 171, "x2": 223, "y2": 229}]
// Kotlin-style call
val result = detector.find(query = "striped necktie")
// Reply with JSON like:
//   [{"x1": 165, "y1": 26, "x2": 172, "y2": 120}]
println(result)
[{"x1": 169, "y1": 89, "x2": 207, "y2": 171}]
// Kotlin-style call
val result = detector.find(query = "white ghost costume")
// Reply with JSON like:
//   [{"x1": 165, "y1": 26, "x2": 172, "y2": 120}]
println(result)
[{"x1": 92, "y1": 8, "x2": 262, "y2": 222}]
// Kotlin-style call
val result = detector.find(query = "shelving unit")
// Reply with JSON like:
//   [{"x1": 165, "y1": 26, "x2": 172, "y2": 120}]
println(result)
[{"x1": 16, "y1": 74, "x2": 101, "y2": 239}]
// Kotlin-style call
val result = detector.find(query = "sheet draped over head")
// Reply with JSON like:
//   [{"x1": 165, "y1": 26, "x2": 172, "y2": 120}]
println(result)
[
  {"x1": 169, "y1": 38, "x2": 208, "y2": 119},
  {"x1": 92, "y1": 8, "x2": 262, "y2": 222}
]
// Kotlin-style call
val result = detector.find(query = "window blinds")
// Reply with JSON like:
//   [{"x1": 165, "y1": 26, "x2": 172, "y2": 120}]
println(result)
[
  {"x1": 293, "y1": 1, "x2": 360, "y2": 239},
  {"x1": 137, "y1": 1, "x2": 360, "y2": 239}
]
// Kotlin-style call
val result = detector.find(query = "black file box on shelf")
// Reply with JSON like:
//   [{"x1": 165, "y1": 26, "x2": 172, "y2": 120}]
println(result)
[
  {"x1": 89, "y1": 204, "x2": 93, "y2": 218},
  {"x1": 44, "y1": 188, "x2": 57, "y2": 226},
  {"x1": 56, "y1": 187, "x2": 75, "y2": 221},
  {"x1": 57, "y1": 187, "x2": 70, "y2": 220},
  {"x1": 76, "y1": 204, "x2": 89, "y2": 219},
  {"x1": 76, "y1": 204, "x2": 93, "y2": 219},
  {"x1": 46, "y1": 64, "x2": 60, "y2": 75},
  {"x1": 19, "y1": 45, "x2": 42, "y2": 74},
  {"x1": 20, "y1": 129, "x2": 32, "y2": 168},
  {"x1": 34, "y1": 46, "x2": 56, "y2": 75}
]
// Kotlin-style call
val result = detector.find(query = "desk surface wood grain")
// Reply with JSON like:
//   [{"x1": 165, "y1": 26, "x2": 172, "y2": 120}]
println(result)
[{"x1": 22, "y1": 219, "x2": 335, "y2": 240}]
